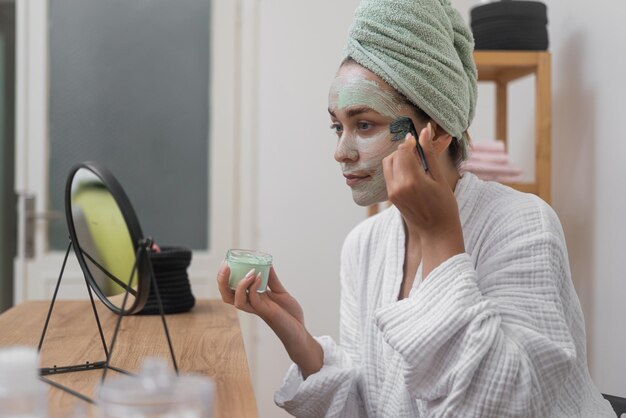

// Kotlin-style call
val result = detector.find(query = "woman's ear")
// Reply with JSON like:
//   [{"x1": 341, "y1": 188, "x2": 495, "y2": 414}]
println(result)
[{"x1": 428, "y1": 121, "x2": 454, "y2": 155}]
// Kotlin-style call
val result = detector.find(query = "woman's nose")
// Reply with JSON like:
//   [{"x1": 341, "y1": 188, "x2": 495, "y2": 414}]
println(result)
[{"x1": 334, "y1": 136, "x2": 359, "y2": 163}]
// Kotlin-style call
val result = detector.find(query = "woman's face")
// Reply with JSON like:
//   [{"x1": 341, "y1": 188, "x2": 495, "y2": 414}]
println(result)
[{"x1": 328, "y1": 63, "x2": 421, "y2": 207}]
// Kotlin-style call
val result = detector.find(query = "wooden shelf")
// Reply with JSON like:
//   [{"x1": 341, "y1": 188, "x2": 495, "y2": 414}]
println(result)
[
  {"x1": 474, "y1": 50, "x2": 552, "y2": 203},
  {"x1": 474, "y1": 51, "x2": 548, "y2": 83}
]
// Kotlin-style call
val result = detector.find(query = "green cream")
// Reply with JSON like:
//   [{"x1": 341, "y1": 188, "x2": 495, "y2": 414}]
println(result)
[
  {"x1": 226, "y1": 249, "x2": 272, "y2": 293},
  {"x1": 331, "y1": 75, "x2": 402, "y2": 119}
]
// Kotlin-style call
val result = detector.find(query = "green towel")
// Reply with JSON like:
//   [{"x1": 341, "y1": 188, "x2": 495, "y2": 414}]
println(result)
[{"x1": 345, "y1": 0, "x2": 477, "y2": 160}]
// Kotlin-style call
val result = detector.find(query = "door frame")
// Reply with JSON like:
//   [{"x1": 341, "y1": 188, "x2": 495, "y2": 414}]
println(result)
[{"x1": 13, "y1": 0, "x2": 241, "y2": 302}]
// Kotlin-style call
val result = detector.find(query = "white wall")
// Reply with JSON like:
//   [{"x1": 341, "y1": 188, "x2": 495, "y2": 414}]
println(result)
[
  {"x1": 248, "y1": 0, "x2": 626, "y2": 416},
  {"x1": 452, "y1": 0, "x2": 626, "y2": 397},
  {"x1": 253, "y1": 1, "x2": 361, "y2": 416},
  {"x1": 549, "y1": 0, "x2": 626, "y2": 396}
]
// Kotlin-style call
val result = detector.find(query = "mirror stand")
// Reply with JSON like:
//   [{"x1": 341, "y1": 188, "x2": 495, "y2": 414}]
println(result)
[{"x1": 37, "y1": 237, "x2": 179, "y2": 404}]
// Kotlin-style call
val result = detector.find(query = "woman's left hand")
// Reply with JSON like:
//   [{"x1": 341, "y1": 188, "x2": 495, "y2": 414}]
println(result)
[{"x1": 382, "y1": 122, "x2": 465, "y2": 277}]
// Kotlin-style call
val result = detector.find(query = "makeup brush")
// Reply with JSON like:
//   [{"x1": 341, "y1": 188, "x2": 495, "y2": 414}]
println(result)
[{"x1": 389, "y1": 117, "x2": 429, "y2": 172}]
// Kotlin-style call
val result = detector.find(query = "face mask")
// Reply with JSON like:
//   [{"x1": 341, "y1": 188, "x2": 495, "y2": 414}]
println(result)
[{"x1": 329, "y1": 73, "x2": 404, "y2": 206}]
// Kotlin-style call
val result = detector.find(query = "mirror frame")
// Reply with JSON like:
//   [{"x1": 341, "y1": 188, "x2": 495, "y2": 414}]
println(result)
[{"x1": 65, "y1": 161, "x2": 150, "y2": 315}]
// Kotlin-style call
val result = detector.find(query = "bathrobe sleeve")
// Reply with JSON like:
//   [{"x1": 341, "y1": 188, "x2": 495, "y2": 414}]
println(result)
[
  {"x1": 274, "y1": 231, "x2": 366, "y2": 417},
  {"x1": 374, "y1": 201, "x2": 577, "y2": 417}
]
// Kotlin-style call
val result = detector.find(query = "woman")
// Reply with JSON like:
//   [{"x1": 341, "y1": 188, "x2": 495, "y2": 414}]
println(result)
[{"x1": 217, "y1": 0, "x2": 614, "y2": 416}]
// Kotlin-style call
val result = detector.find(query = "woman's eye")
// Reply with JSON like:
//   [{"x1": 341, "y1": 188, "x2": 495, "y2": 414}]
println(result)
[
  {"x1": 357, "y1": 122, "x2": 373, "y2": 130},
  {"x1": 330, "y1": 123, "x2": 343, "y2": 135}
]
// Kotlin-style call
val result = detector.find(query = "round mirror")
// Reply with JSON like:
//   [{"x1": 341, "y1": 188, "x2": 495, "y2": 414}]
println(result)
[{"x1": 65, "y1": 162, "x2": 149, "y2": 314}]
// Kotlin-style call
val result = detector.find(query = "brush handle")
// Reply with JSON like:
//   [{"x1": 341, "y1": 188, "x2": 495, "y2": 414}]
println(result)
[
  {"x1": 408, "y1": 126, "x2": 429, "y2": 172},
  {"x1": 416, "y1": 142, "x2": 429, "y2": 172}
]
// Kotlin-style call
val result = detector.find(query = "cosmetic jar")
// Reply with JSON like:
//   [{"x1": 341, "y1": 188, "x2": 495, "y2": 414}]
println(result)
[
  {"x1": 99, "y1": 358, "x2": 214, "y2": 418},
  {"x1": 226, "y1": 249, "x2": 272, "y2": 293},
  {"x1": 0, "y1": 347, "x2": 47, "y2": 418}
]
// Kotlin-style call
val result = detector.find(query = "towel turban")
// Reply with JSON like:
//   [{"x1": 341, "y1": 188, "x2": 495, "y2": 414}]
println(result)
[{"x1": 345, "y1": 0, "x2": 477, "y2": 160}]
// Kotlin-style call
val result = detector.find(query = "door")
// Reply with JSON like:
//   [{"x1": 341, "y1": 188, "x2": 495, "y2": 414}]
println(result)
[{"x1": 14, "y1": 0, "x2": 239, "y2": 303}]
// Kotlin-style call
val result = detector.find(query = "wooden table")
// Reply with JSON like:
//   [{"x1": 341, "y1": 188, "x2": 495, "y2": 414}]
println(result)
[{"x1": 0, "y1": 300, "x2": 258, "y2": 418}]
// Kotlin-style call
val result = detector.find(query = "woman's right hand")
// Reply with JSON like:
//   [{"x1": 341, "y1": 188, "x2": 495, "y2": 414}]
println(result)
[{"x1": 216, "y1": 262, "x2": 323, "y2": 377}]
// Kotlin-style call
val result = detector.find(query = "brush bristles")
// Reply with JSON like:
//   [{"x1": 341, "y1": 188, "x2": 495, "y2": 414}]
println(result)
[{"x1": 389, "y1": 116, "x2": 414, "y2": 141}]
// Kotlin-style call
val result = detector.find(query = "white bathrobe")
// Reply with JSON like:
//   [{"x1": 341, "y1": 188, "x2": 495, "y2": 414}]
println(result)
[{"x1": 274, "y1": 173, "x2": 614, "y2": 417}]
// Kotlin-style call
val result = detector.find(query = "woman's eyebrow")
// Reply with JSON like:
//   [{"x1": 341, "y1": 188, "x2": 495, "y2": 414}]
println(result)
[
  {"x1": 327, "y1": 106, "x2": 376, "y2": 119},
  {"x1": 346, "y1": 106, "x2": 375, "y2": 118}
]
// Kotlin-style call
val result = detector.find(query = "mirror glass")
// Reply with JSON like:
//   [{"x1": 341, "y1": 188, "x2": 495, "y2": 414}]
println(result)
[{"x1": 69, "y1": 168, "x2": 138, "y2": 310}]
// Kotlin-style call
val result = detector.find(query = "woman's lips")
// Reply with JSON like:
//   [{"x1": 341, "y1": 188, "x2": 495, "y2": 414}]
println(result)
[{"x1": 344, "y1": 173, "x2": 371, "y2": 187}]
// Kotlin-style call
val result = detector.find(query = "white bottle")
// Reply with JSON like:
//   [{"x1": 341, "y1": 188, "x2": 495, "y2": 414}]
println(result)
[
  {"x1": 99, "y1": 358, "x2": 214, "y2": 418},
  {"x1": 0, "y1": 347, "x2": 47, "y2": 418}
]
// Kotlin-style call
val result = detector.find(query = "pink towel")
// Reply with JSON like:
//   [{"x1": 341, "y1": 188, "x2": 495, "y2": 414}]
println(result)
[
  {"x1": 467, "y1": 152, "x2": 509, "y2": 164},
  {"x1": 470, "y1": 140, "x2": 505, "y2": 153},
  {"x1": 461, "y1": 161, "x2": 522, "y2": 176},
  {"x1": 461, "y1": 140, "x2": 525, "y2": 183}
]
